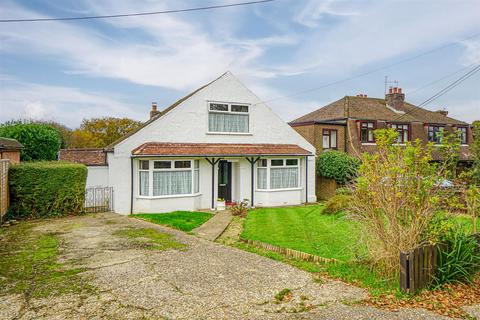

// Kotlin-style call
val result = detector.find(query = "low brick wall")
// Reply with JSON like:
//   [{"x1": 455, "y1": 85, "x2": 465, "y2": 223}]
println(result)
[
  {"x1": 316, "y1": 176, "x2": 338, "y2": 201},
  {"x1": 240, "y1": 238, "x2": 338, "y2": 264}
]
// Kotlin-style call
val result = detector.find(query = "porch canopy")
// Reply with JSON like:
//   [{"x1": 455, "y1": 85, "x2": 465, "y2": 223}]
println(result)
[{"x1": 131, "y1": 142, "x2": 312, "y2": 209}]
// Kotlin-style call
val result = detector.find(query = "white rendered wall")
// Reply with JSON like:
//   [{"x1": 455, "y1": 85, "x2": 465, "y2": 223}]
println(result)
[{"x1": 86, "y1": 166, "x2": 109, "y2": 188}]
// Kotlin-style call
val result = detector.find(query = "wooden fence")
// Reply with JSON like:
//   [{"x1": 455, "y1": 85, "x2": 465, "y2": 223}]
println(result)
[
  {"x1": 83, "y1": 186, "x2": 114, "y2": 213},
  {"x1": 399, "y1": 244, "x2": 445, "y2": 293},
  {"x1": 240, "y1": 238, "x2": 338, "y2": 264},
  {"x1": 0, "y1": 160, "x2": 9, "y2": 221},
  {"x1": 400, "y1": 235, "x2": 479, "y2": 293}
]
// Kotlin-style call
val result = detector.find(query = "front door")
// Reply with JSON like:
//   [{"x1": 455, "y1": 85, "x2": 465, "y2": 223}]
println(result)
[{"x1": 218, "y1": 160, "x2": 232, "y2": 202}]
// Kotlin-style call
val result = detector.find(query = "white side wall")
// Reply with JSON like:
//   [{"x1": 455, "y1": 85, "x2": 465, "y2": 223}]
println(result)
[
  {"x1": 86, "y1": 166, "x2": 109, "y2": 188},
  {"x1": 108, "y1": 72, "x2": 317, "y2": 214}
]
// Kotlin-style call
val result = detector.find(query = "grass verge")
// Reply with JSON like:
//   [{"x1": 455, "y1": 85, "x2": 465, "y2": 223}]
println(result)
[
  {"x1": 133, "y1": 211, "x2": 213, "y2": 232},
  {"x1": 0, "y1": 222, "x2": 92, "y2": 299}
]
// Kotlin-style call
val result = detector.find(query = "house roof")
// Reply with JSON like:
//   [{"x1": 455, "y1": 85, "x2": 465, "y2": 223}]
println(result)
[
  {"x1": 105, "y1": 72, "x2": 230, "y2": 151},
  {"x1": 290, "y1": 96, "x2": 468, "y2": 125},
  {"x1": 0, "y1": 137, "x2": 23, "y2": 151},
  {"x1": 58, "y1": 148, "x2": 107, "y2": 166},
  {"x1": 131, "y1": 143, "x2": 312, "y2": 157}
]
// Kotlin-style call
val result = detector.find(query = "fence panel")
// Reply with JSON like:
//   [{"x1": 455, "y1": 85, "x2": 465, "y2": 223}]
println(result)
[
  {"x1": 400, "y1": 244, "x2": 439, "y2": 293},
  {"x1": 0, "y1": 160, "x2": 10, "y2": 220},
  {"x1": 84, "y1": 187, "x2": 114, "y2": 213}
]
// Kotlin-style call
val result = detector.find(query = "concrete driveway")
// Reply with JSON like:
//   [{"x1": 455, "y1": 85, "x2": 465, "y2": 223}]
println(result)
[{"x1": 0, "y1": 213, "x2": 450, "y2": 319}]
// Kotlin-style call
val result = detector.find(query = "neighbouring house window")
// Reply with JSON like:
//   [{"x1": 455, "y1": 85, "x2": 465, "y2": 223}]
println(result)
[
  {"x1": 427, "y1": 125, "x2": 444, "y2": 144},
  {"x1": 322, "y1": 129, "x2": 337, "y2": 149},
  {"x1": 391, "y1": 123, "x2": 410, "y2": 144},
  {"x1": 139, "y1": 159, "x2": 200, "y2": 197},
  {"x1": 139, "y1": 160, "x2": 149, "y2": 196},
  {"x1": 257, "y1": 158, "x2": 300, "y2": 190},
  {"x1": 208, "y1": 102, "x2": 249, "y2": 133},
  {"x1": 458, "y1": 127, "x2": 468, "y2": 144},
  {"x1": 360, "y1": 121, "x2": 375, "y2": 143}
]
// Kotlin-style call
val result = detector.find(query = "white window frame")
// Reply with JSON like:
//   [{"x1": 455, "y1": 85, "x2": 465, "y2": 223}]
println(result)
[
  {"x1": 207, "y1": 101, "x2": 251, "y2": 135},
  {"x1": 137, "y1": 159, "x2": 201, "y2": 198},
  {"x1": 256, "y1": 158, "x2": 301, "y2": 191}
]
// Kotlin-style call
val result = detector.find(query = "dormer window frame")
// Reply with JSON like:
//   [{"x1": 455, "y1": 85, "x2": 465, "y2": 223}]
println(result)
[{"x1": 207, "y1": 101, "x2": 251, "y2": 135}]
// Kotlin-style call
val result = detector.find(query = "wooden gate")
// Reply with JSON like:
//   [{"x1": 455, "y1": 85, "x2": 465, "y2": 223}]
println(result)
[{"x1": 84, "y1": 187, "x2": 114, "y2": 213}]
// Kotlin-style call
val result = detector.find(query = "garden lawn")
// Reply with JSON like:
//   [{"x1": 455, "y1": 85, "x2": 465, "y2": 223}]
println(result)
[
  {"x1": 241, "y1": 204, "x2": 363, "y2": 261},
  {"x1": 134, "y1": 211, "x2": 213, "y2": 232}
]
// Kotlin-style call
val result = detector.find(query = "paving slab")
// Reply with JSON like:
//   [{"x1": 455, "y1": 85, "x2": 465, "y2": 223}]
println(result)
[{"x1": 193, "y1": 210, "x2": 232, "y2": 241}]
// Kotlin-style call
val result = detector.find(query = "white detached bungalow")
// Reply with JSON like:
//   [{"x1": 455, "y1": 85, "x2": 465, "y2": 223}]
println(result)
[{"x1": 67, "y1": 72, "x2": 316, "y2": 214}]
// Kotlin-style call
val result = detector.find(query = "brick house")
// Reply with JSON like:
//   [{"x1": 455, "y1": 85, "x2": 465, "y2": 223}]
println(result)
[
  {"x1": 0, "y1": 137, "x2": 23, "y2": 164},
  {"x1": 290, "y1": 87, "x2": 472, "y2": 163}
]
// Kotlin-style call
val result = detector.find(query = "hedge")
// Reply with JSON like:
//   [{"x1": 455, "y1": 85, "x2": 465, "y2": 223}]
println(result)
[
  {"x1": 316, "y1": 151, "x2": 360, "y2": 185},
  {"x1": 0, "y1": 123, "x2": 61, "y2": 161},
  {"x1": 8, "y1": 162, "x2": 87, "y2": 219}
]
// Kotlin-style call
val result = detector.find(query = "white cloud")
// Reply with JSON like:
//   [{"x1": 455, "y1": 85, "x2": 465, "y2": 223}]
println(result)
[
  {"x1": 461, "y1": 40, "x2": 480, "y2": 64},
  {"x1": 0, "y1": 80, "x2": 146, "y2": 128},
  {"x1": 294, "y1": 0, "x2": 360, "y2": 28},
  {"x1": 0, "y1": 1, "x2": 294, "y2": 91}
]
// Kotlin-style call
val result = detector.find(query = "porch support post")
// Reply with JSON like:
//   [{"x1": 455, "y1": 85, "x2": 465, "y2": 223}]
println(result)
[
  {"x1": 205, "y1": 157, "x2": 221, "y2": 210},
  {"x1": 246, "y1": 157, "x2": 261, "y2": 207},
  {"x1": 305, "y1": 155, "x2": 308, "y2": 204}
]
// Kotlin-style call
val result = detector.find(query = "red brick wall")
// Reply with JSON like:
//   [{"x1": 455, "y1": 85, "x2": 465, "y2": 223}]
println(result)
[{"x1": 0, "y1": 151, "x2": 20, "y2": 164}]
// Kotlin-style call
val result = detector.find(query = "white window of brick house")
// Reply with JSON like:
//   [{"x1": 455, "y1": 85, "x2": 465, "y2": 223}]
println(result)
[{"x1": 208, "y1": 102, "x2": 249, "y2": 133}]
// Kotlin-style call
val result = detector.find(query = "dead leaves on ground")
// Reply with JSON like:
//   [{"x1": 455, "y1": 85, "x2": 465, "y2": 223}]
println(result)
[{"x1": 363, "y1": 276, "x2": 480, "y2": 318}]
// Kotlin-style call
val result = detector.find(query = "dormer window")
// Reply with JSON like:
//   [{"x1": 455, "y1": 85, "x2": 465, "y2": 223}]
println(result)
[{"x1": 208, "y1": 102, "x2": 249, "y2": 133}]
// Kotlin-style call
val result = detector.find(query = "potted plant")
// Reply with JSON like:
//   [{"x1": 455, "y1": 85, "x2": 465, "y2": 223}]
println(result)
[{"x1": 217, "y1": 198, "x2": 226, "y2": 210}]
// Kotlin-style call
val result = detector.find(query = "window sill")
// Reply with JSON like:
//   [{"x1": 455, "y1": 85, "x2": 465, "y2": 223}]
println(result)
[
  {"x1": 137, "y1": 193, "x2": 202, "y2": 200},
  {"x1": 206, "y1": 132, "x2": 252, "y2": 136},
  {"x1": 256, "y1": 187, "x2": 303, "y2": 192},
  {"x1": 361, "y1": 143, "x2": 376, "y2": 146}
]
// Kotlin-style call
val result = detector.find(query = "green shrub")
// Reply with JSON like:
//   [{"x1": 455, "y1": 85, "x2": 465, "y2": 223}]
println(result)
[
  {"x1": 323, "y1": 194, "x2": 351, "y2": 215},
  {"x1": 433, "y1": 233, "x2": 480, "y2": 287},
  {"x1": 316, "y1": 151, "x2": 360, "y2": 184},
  {"x1": 335, "y1": 187, "x2": 352, "y2": 196},
  {"x1": 0, "y1": 123, "x2": 61, "y2": 161},
  {"x1": 8, "y1": 162, "x2": 87, "y2": 219}
]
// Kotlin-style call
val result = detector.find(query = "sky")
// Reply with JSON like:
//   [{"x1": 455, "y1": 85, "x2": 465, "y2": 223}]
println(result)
[{"x1": 0, "y1": 0, "x2": 479, "y2": 128}]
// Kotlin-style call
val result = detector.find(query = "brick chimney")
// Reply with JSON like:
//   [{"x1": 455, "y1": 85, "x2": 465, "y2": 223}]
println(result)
[
  {"x1": 385, "y1": 87, "x2": 406, "y2": 112},
  {"x1": 435, "y1": 109, "x2": 448, "y2": 116},
  {"x1": 150, "y1": 102, "x2": 160, "y2": 119}
]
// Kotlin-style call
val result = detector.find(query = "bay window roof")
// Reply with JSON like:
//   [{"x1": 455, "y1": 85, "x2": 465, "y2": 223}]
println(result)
[{"x1": 131, "y1": 143, "x2": 312, "y2": 157}]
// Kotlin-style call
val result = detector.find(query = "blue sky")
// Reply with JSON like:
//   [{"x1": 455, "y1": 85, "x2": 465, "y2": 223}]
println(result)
[{"x1": 1, "y1": 0, "x2": 479, "y2": 128}]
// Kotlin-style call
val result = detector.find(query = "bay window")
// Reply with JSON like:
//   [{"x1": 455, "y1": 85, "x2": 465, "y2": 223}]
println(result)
[
  {"x1": 360, "y1": 121, "x2": 375, "y2": 143},
  {"x1": 139, "y1": 159, "x2": 200, "y2": 197},
  {"x1": 427, "y1": 125, "x2": 444, "y2": 144},
  {"x1": 257, "y1": 158, "x2": 299, "y2": 190},
  {"x1": 390, "y1": 123, "x2": 410, "y2": 144},
  {"x1": 322, "y1": 129, "x2": 337, "y2": 149},
  {"x1": 208, "y1": 102, "x2": 249, "y2": 133}
]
